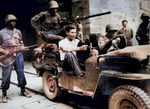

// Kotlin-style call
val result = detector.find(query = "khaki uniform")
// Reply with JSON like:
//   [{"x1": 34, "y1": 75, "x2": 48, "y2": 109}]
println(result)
[
  {"x1": 31, "y1": 11, "x2": 61, "y2": 31},
  {"x1": 31, "y1": 11, "x2": 62, "y2": 46}
]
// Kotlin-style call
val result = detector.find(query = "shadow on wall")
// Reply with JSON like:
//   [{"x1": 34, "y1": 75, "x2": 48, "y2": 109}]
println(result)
[
  {"x1": 0, "y1": 0, "x2": 37, "y2": 61},
  {"x1": 0, "y1": 0, "x2": 71, "y2": 61}
]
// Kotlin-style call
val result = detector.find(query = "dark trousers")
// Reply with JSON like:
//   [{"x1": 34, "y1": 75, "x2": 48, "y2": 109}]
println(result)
[
  {"x1": 43, "y1": 31, "x2": 63, "y2": 45},
  {"x1": 62, "y1": 52, "x2": 82, "y2": 76},
  {"x1": 1, "y1": 52, "x2": 27, "y2": 90}
]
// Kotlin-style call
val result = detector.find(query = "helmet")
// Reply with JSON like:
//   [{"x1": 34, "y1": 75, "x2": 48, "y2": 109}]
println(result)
[
  {"x1": 106, "y1": 24, "x2": 117, "y2": 32},
  {"x1": 141, "y1": 12, "x2": 150, "y2": 19},
  {"x1": 49, "y1": 1, "x2": 59, "y2": 9},
  {"x1": 5, "y1": 14, "x2": 17, "y2": 24}
]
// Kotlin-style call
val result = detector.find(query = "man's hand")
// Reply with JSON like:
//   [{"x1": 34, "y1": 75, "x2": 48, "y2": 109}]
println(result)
[
  {"x1": 4, "y1": 50, "x2": 10, "y2": 56},
  {"x1": 36, "y1": 29, "x2": 42, "y2": 36},
  {"x1": 20, "y1": 46, "x2": 29, "y2": 51},
  {"x1": 118, "y1": 34, "x2": 125, "y2": 37},
  {"x1": 34, "y1": 47, "x2": 42, "y2": 54},
  {"x1": 136, "y1": 36, "x2": 141, "y2": 41},
  {"x1": 80, "y1": 45, "x2": 88, "y2": 51}
]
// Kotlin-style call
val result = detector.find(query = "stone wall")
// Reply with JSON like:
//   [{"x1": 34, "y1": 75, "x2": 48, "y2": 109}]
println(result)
[
  {"x1": 72, "y1": 0, "x2": 90, "y2": 39},
  {"x1": 72, "y1": 0, "x2": 150, "y2": 45},
  {"x1": 88, "y1": 0, "x2": 150, "y2": 45}
]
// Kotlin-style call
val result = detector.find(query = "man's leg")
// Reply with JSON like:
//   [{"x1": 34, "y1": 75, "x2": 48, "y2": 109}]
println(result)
[
  {"x1": 42, "y1": 31, "x2": 63, "y2": 45},
  {"x1": 1, "y1": 64, "x2": 13, "y2": 103},
  {"x1": 63, "y1": 52, "x2": 84, "y2": 76},
  {"x1": 13, "y1": 52, "x2": 31, "y2": 98},
  {"x1": 46, "y1": 34, "x2": 63, "y2": 45}
]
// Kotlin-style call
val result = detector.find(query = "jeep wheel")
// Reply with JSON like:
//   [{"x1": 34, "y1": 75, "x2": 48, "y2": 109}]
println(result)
[
  {"x1": 42, "y1": 71, "x2": 62, "y2": 101},
  {"x1": 109, "y1": 85, "x2": 150, "y2": 109}
]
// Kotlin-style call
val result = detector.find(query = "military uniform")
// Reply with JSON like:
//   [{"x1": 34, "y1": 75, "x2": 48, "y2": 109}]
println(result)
[
  {"x1": 31, "y1": 1, "x2": 63, "y2": 46},
  {"x1": 136, "y1": 12, "x2": 150, "y2": 45},
  {"x1": 116, "y1": 27, "x2": 133, "y2": 46}
]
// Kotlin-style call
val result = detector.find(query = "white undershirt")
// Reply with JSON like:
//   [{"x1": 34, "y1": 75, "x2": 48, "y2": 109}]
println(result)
[{"x1": 59, "y1": 37, "x2": 79, "y2": 61}]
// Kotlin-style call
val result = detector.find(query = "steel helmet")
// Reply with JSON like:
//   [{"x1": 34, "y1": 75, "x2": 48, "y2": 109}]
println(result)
[
  {"x1": 141, "y1": 12, "x2": 150, "y2": 19},
  {"x1": 106, "y1": 24, "x2": 117, "y2": 32},
  {"x1": 5, "y1": 14, "x2": 17, "y2": 24},
  {"x1": 49, "y1": 1, "x2": 59, "y2": 9}
]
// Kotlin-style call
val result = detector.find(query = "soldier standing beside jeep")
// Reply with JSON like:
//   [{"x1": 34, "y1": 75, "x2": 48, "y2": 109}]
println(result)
[
  {"x1": 136, "y1": 12, "x2": 150, "y2": 45},
  {"x1": 0, "y1": 14, "x2": 31, "y2": 103},
  {"x1": 31, "y1": 0, "x2": 63, "y2": 46}
]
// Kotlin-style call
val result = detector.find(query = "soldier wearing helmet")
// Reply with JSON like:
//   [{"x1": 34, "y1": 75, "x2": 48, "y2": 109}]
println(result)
[
  {"x1": 136, "y1": 12, "x2": 150, "y2": 45},
  {"x1": 0, "y1": 14, "x2": 31, "y2": 103},
  {"x1": 31, "y1": 0, "x2": 63, "y2": 46},
  {"x1": 5, "y1": 14, "x2": 18, "y2": 24},
  {"x1": 98, "y1": 24, "x2": 126, "y2": 54}
]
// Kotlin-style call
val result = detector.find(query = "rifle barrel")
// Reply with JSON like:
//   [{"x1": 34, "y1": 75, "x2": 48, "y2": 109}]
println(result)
[
  {"x1": 61, "y1": 11, "x2": 111, "y2": 25},
  {"x1": 85, "y1": 11, "x2": 111, "y2": 19}
]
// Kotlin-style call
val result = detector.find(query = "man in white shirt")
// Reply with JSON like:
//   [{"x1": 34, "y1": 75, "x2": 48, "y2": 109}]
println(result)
[{"x1": 59, "y1": 25, "x2": 98, "y2": 77}]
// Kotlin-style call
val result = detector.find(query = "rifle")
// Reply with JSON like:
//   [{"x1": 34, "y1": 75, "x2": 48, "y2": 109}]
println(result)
[
  {"x1": 60, "y1": 11, "x2": 111, "y2": 25},
  {"x1": 0, "y1": 44, "x2": 37, "y2": 67}
]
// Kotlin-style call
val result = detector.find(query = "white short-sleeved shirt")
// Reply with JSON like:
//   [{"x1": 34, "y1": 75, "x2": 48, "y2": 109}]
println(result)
[{"x1": 59, "y1": 37, "x2": 80, "y2": 61}]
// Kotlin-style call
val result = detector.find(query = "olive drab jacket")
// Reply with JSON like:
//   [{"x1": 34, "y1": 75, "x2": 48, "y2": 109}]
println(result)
[
  {"x1": 31, "y1": 11, "x2": 61, "y2": 32},
  {"x1": 136, "y1": 21, "x2": 150, "y2": 45}
]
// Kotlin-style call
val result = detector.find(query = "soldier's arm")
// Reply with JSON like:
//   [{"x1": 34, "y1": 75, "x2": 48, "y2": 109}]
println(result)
[
  {"x1": 31, "y1": 12, "x2": 45, "y2": 29},
  {"x1": 60, "y1": 45, "x2": 88, "y2": 52},
  {"x1": 135, "y1": 26, "x2": 141, "y2": 41}
]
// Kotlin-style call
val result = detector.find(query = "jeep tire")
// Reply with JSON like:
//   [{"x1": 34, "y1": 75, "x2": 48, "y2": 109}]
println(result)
[
  {"x1": 109, "y1": 85, "x2": 150, "y2": 109},
  {"x1": 42, "y1": 71, "x2": 62, "y2": 101}
]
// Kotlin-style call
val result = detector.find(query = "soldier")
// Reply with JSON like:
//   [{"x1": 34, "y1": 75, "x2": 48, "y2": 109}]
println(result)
[
  {"x1": 98, "y1": 24, "x2": 126, "y2": 54},
  {"x1": 0, "y1": 14, "x2": 31, "y2": 103},
  {"x1": 31, "y1": 0, "x2": 63, "y2": 46},
  {"x1": 115, "y1": 20, "x2": 133, "y2": 46},
  {"x1": 136, "y1": 12, "x2": 150, "y2": 45}
]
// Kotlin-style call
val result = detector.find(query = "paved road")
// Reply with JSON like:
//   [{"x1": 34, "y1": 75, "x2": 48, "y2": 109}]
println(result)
[{"x1": 0, "y1": 61, "x2": 107, "y2": 109}]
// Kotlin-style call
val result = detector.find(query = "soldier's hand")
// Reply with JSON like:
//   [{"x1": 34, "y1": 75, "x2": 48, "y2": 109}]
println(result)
[
  {"x1": 136, "y1": 36, "x2": 141, "y2": 41},
  {"x1": 20, "y1": 46, "x2": 29, "y2": 51},
  {"x1": 54, "y1": 24, "x2": 61, "y2": 29},
  {"x1": 4, "y1": 50, "x2": 10, "y2": 56},
  {"x1": 34, "y1": 47, "x2": 42, "y2": 54},
  {"x1": 36, "y1": 29, "x2": 42, "y2": 36},
  {"x1": 118, "y1": 34, "x2": 125, "y2": 37}
]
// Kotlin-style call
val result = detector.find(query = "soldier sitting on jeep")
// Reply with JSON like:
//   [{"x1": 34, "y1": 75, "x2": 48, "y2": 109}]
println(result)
[
  {"x1": 31, "y1": 0, "x2": 64, "y2": 47},
  {"x1": 98, "y1": 24, "x2": 127, "y2": 54},
  {"x1": 59, "y1": 25, "x2": 98, "y2": 77}
]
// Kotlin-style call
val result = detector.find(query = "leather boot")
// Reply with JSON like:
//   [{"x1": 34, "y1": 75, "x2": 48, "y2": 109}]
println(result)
[
  {"x1": 1, "y1": 90, "x2": 8, "y2": 103},
  {"x1": 21, "y1": 88, "x2": 31, "y2": 98}
]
